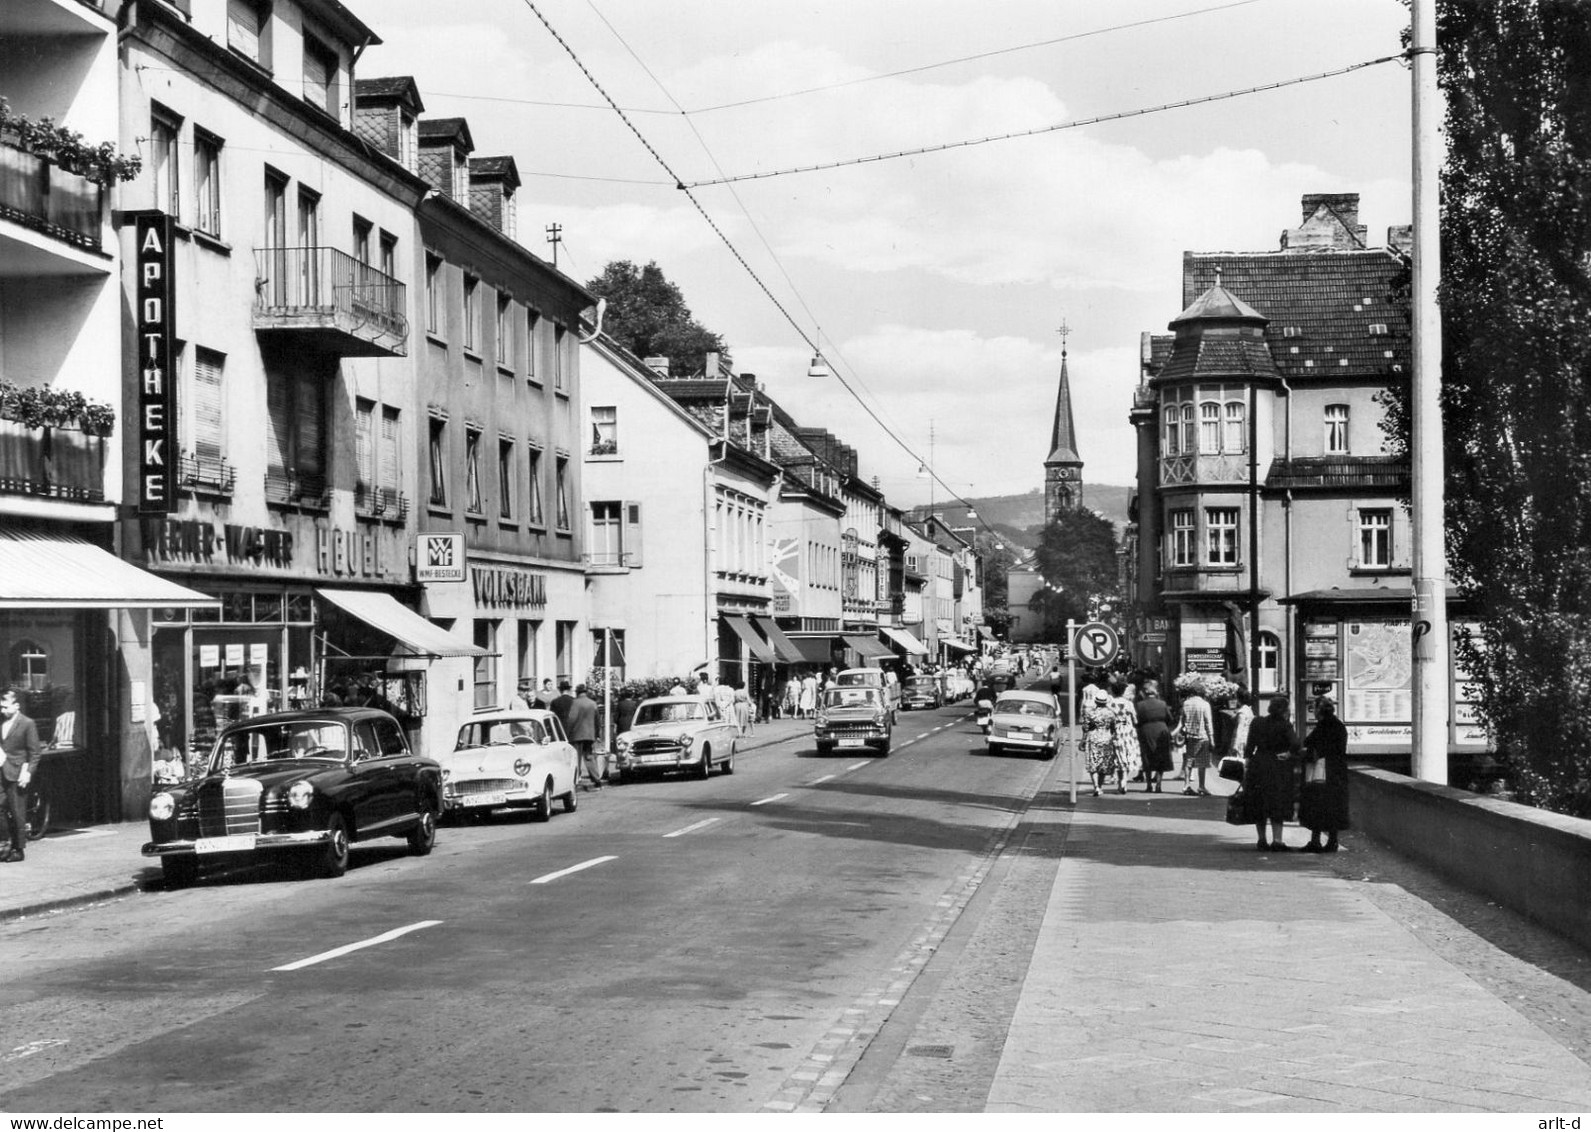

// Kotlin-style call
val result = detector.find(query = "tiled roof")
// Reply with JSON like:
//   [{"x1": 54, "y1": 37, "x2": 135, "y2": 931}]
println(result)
[
  {"x1": 1184, "y1": 250, "x2": 1409, "y2": 382},
  {"x1": 418, "y1": 117, "x2": 473, "y2": 149},
  {"x1": 1265, "y1": 455, "x2": 1409, "y2": 490},
  {"x1": 1169, "y1": 283, "x2": 1266, "y2": 327},
  {"x1": 1158, "y1": 331, "x2": 1280, "y2": 383},
  {"x1": 469, "y1": 155, "x2": 519, "y2": 183},
  {"x1": 355, "y1": 76, "x2": 423, "y2": 108},
  {"x1": 1046, "y1": 352, "x2": 1081, "y2": 466}
]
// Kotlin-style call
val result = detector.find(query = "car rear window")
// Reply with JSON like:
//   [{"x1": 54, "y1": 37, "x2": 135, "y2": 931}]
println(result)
[{"x1": 996, "y1": 698, "x2": 1055, "y2": 717}]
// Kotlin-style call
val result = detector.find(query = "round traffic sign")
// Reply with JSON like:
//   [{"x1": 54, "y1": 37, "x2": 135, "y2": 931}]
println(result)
[{"x1": 1073, "y1": 622, "x2": 1120, "y2": 666}]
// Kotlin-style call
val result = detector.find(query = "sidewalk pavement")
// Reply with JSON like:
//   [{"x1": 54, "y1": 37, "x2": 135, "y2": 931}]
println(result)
[
  {"x1": 0, "y1": 713, "x2": 818, "y2": 924},
  {"x1": 987, "y1": 772, "x2": 1591, "y2": 1112}
]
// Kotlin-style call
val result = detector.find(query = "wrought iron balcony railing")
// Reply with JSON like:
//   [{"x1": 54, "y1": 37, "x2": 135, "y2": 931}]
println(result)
[
  {"x1": 263, "y1": 468, "x2": 329, "y2": 510},
  {"x1": 355, "y1": 481, "x2": 409, "y2": 522},
  {"x1": 253, "y1": 245, "x2": 408, "y2": 357},
  {"x1": 178, "y1": 453, "x2": 236, "y2": 495}
]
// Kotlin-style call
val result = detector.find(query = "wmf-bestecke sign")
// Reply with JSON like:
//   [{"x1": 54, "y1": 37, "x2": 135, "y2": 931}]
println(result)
[{"x1": 416, "y1": 533, "x2": 465, "y2": 582}]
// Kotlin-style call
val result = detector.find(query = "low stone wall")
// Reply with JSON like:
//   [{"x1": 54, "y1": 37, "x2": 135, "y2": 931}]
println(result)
[{"x1": 1349, "y1": 767, "x2": 1591, "y2": 950}]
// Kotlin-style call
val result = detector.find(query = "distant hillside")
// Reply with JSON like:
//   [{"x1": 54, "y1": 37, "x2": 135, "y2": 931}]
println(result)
[{"x1": 916, "y1": 485, "x2": 1133, "y2": 548}]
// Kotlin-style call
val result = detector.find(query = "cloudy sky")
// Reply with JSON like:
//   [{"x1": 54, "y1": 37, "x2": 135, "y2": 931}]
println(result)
[{"x1": 364, "y1": 0, "x2": 1412, "y2": 505}]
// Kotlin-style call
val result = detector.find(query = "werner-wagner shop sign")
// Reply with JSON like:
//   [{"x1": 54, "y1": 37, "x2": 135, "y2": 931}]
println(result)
[
  {"x1": 142, "y1": 517, "x2": 396, "y2": 580},
  {"x1": 135, "y1": 212, "x2": 176, "y2": 513}
]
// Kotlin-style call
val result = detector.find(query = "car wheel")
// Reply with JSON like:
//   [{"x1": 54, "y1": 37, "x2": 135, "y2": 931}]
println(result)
[
  {"x1": 1042, "y1": 745, "x2": 1057, "y2": 761},
  {"x1": 878, "y1": 739, "x2": 891, "y2": 757},
  {"x1": 562, "y1": 782, "x2": 579, "y2": 812},
  {"x1": 723, "y1": 741, "x2": 735, "y2": 775},
  {"x1": 988, "y1": 743, "x2": 1001, "y2": 756},
  {"x1": 533, "y1": 778, "x2": 553, "y2": 822},
  {"x1": 162, "y1": 855, "x2": 197, "y2": 888},
  {"x1": 817, "y1": 742, "x2": 834, "y2": 756},
  {"x1": 407, "y1": 806, "x2": 437, "y2": 856},
  {"x1": 318, "y1": 813, "x2": 350, "y2": 879},
  {"x1": 697, "y1": 745, "x2": 712, "y2": 780}
]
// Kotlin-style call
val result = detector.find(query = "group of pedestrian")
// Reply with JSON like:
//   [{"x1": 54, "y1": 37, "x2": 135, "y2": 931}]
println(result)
[
  {"x1": 781, "y1": 670, "x2": 826, "y2": 719},
  {"x1": 1238, "y1": 693, "x2": 1348, "y2": 852},
  {"x1": 1079, "y1": 678, "x2": 1143, "y2": 796}
]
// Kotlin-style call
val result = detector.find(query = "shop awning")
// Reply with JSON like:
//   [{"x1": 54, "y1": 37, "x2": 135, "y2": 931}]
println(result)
[
  {"x1": 935, "y1": 618, "x2": 954, "y2": 635},
  {"x1": 942, "y1": 636, "x2": 976, "y2": 653},
  {"x1": 0, "y1": 532, "x2": 218, "y2": 610},
  {"x1": 879, "y1": 625, "x2": 928, "y2": 655},
  {"x1": 789, "y1": 635, "x2": 838, "y2": 665},
  {"x1": 317, "y1": 588, "x2": 486, "y2": 658},
  {"x1": 723, "y1": 614, "x2": 777, "y2": 665},
  {"x1": 752, "y1": 615, "x2": 804, "y2": 664},
  {"x1": 843, "y1": 633, "x2": 895, "y2": 662}
]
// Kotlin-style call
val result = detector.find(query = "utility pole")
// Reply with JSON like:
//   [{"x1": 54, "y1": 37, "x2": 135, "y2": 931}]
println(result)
[
  {"x1": 1410, "y1": 0, "x2": 1449, "y2": 783},
  {"x1": 545, "y1": 223, "x2": 562, "y2": 268}
]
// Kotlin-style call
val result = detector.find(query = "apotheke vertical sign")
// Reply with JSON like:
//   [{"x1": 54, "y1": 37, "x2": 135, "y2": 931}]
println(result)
[{"x1": 136, "y1": 212, "x2": 176, "y2": 513}]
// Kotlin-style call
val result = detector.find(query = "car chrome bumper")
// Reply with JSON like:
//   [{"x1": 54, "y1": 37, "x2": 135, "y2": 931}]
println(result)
[
  {"x1": 991, "y1": 733, "x2": 1054, "y2": 749},
  {"x1": 142, "y1": 830, "x2": 334, "y2": 858},
  {"x1": 442, "y1": 787, "x2": 535, "y2": 811}
]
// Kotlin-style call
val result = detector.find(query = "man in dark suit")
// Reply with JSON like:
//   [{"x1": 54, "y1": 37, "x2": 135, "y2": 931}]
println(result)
[
  {"x1": 549, "y1": 682, "x2": 575, "y2": 737},
  {"x1": 1, "y1": 690, "x2": 43, "y2": 862}
]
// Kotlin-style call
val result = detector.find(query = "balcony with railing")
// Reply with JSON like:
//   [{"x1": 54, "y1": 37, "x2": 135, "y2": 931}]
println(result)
[
  {"x1": 0, "y1": 133, "x2": 106, "y2": 270},
  {"x1": 1159, "y1": 452, "x2": 1251, "y2": 488},
  {"x1": 0, "y1": 418, "x2": 106, "y2": 502},
  {"x1": 355, "y1": 481, "x2": 409, "y2": 524},
  {"x1": 264, "y1": 468, "x2": 329, "y2": 511},
  {"x1": 178, "y1": 453, "x2": 236, "y2": 497},
  {"x1": 253, "y1": 246, "x2": 408, "y2": 357}
]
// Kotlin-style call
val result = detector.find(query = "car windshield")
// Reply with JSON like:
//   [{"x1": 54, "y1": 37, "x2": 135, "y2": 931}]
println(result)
[
  {"x1": 212, "y1": 721, "x2": 348, "y2": 770},
  {"x1": 824, "y1": 688, "x2": 879, "y2": 708},
  {"x1": 995, "y1": 698, "x2": 1056, "y2": 718},
  {"x1": 835, "y1": 672, "x2": 880, "y2": 686},
  {"x1": 908, "y1": 677, "x2": 936, "y2": 688},
  {"x1": 634, "y1": 701, "x2": 704, "y2": 725},
  {"x1": 456, "y1": 718, "x2": 544, "y2": 749}
]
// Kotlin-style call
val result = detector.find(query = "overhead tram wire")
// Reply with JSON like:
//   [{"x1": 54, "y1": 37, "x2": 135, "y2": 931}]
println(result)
[
  {"x1": 682, "y1": 53, "x2": 1407, "y2": 188},
  {"x1": 514, "y1": 0, "x2": 1037, "y2": 540}
]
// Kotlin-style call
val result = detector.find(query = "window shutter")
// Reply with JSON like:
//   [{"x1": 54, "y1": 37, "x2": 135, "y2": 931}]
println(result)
[
  {"x1": 265, "y1": 371, "x2": 290, "y2": 473},
  {"x1": 193, "y1": 350, "x2": 224, "y2": 460},
  {"x1": 228, "y1": 0, "x2": 260, "y2": 60},
  {"x1": 295, "y1": 374, "x2": 323, "y2": 476},
  {"x1": 355, "y1": 402, "x2": 374, "y2": 489},
  {"x1": 380, "y1": 409, "x2": 400, "y2": 492},
  {"x1": 625, "y1": 502, "x2": 643, "y2": 567}
]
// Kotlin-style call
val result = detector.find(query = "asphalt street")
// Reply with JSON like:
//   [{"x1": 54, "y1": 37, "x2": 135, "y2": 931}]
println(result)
[{"x1": 0, "y1": 700, "x2": 1055, "y2": 1113}]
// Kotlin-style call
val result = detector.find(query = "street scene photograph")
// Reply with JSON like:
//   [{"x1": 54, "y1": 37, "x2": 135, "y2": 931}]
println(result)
[{"x1": 5, "y1": 0, "x2": 1591, "y2": 1121}]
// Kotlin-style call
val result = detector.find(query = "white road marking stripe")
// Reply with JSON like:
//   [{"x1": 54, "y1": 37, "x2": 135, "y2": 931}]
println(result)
[
  {"x1": 663, "y1": 818, "x2": 720, "y2": 839},
  {"x1": 749, "y1": 793, "x2": 789, "y2": 806},
  {"x1": 847, "y1": 761, "x2": 870, "y2": 771},
  {"x1": 3, "y1": 1039, "x2": 68, "y2": 1062},
  {"x1": 272, "y1": 920, "x2": 442, "y2": 972},
  {"x1": 809, "y1": 774, "x2": 836, "y2": 785},
  {"x1": 529, "y1": 855, "x2": 618, "y2": 884}
]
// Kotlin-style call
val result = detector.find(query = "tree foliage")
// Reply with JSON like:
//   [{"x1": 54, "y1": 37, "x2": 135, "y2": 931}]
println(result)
[
  {"x1": 1033, "y1": 506, "x2": 1120, "y2": 637},
  {"x1": 585, "y1": 260, "x2": 727, "y2": 378},
  {"x1": 1434, "y1": 0, "x2": 1591, "y2": 814}
]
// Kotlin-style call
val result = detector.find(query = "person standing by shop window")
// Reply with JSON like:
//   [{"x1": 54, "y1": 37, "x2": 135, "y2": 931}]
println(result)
[{"x1": 1, "y1": 691, "x2": 42, "y2": 863}]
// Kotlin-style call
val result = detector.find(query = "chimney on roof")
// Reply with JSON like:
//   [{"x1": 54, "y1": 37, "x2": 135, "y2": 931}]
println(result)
[
  {"x1": 1386, "y1": 224, "x2": 1413, "y2": 255},
  {"x1": 704, "y1": 351, "x2": 721, "y2": 379},
  {"x1": 643, "y1": 356, "x2": 670, "y2": 377},
  {"x1": 1280, "y1": 192, "x2": 1368, "y2": 252}
]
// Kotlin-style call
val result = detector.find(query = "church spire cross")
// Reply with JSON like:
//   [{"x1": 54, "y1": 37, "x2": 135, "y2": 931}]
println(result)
[{"x1": 1056, "y1": 318, "x2": 1071, "y2": 355}]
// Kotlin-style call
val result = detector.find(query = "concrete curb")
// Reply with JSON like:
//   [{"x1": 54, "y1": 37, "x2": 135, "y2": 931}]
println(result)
[{"x1": 1, "y1": 880, "x2": 147, "y2": 924}]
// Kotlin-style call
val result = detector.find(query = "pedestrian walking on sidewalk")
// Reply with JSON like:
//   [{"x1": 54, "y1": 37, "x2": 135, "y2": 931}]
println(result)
[
  {"x1": 1081, "y1": 683, "x2": 1116, "y2": 796},
  {"x1": 1, "y1": 690, "x2": 42, "y2": 862},
  {"x1": 734, "y1": 683, "x2": 753, "y2": 735},
  {"x1": 799, "y1": 673, "x2": 817, "y2": 719},
  {"x1": 1107, "y1": 679, "x2": 1142, "y2": 793},
  {"x1": 1299, "y1": 695, "x2": 1349, "y2": 852},
  {"x1": 567, "y1": 685, "x2": 602, "y2": 790},
  {"x1": 1176, "y1": 681, "x2": 1215, "y2": 796},
  {"x1": 1135, "y1": 680, "x2": 1174, "y2": 793},
  {"x1": 782, "y1": 675, "x2": 799, "y2": 720},
  {"x1": 1242, "y1": 694, "x2": 1301, "y2": 851}
]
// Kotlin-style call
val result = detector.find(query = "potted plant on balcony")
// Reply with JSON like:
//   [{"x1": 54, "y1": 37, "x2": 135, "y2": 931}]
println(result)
[
  {"x1": 0, "y1": 98, "x2": 142, "y2": 184},
  {"x1": 0, "y1": 381, "x2": 114, "y2": 434}
]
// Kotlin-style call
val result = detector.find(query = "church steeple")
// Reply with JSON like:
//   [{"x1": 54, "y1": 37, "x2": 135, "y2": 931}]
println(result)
[{"x1": 1044, "y1": 321, "x2": 1084, "y2": 523}]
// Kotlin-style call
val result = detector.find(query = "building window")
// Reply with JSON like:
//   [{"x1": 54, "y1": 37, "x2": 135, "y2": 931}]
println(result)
[
  {"x1": 553, "y1": 324, "x2": 566, "y2": 391},
  {"x1": 1325, "y1": 404, "x2": 1349, "y2": 455},
  {"x1": 428, "y1": 418, "x2": 447, "y2": 507},
  {"x1": 555, "y1": 456, "x2": 570, "y2": 530},
  {"x1": 379, "y1": 231, "x2": 397, "y2": 280},
  {"x1": 496, "y1": 293, "x2": 512, "y2": 367},
  {"x1": 1205, "y1": 507, "x2": 1239, "y2": 566},
  {"x1": 526, "y1": 309, "x2": 540, "y2": 381},
  {"x1": 464, "y1": 428, "x2": 483, "y2": 514},
  {"x1": 498, "y1": 438, "x2": 514, "y2": 520},
  {"x1": 1163, "y1": 406, "x2": 1179, "y2": 456},
  {"x1": 380, "y1": 407, "x2": 400, "y2": 500},
  {"x1": 590, "y1": 406, "x2": 617, "y2": 455},
  {"x1": 191, "y1": 347, "x2": 225, "y2": 462},
  {"x1": 297, "y1": 187, "x2": 321, "y2": 302},
  {"x1": 463, "y1": 276, "x2": 480, "y2": 352},
  {"x1": 355, "y1": 398, "x2": 375, "y2": 491},
  {"x1": 302, "y1": 35, "x2": 339, "y2": 117},
  {"x1": 1199, "y1": 402, "x2": 1221, "y2": 454},
  {"x1": 265, "y1": 369, "x2": 324, "y2": 486},
  {"x1": 1223, "y1": 400, "x2": 1245, "y2": 454},
  {"x1": 1359, "y1": 508, "x2": 1392, "y2": 568},
  {"x1": 1257, "y1": 631, "x2": 1280, "y2": 694},
  {"x1": 1170, "y1": 510, "x2": 1195, "y2": 568},
  {"x1": 227, "y1": 0, "x2": 268, "y2": 66},
  {"x1": 590, "y1": 501, "x2": 622, "y2": 566},
  {"x1": 1180, "y1": 403, "x2": 1196, "y2": 454},
  {"x1": 194, "y1": 130, "x2": 222, "y2": 235},
  {"x1": 527, "y1": 446, "x2": 545, "y2": 526},
  {"x1": 425, "y1": 254, "x2": 442, "y2": 335},
  {"x1": 473, "y1": 620, "x2": 498, "y2": 711},
  {"x1": 352, "y1": 216, "x2": 371, "y2": 265},
  {"x1": 151, "y1": 110, "x2": 180, "y2": 217},
  {"x1": 263, "y1": 170, "x2": 287, "y2": 304}
]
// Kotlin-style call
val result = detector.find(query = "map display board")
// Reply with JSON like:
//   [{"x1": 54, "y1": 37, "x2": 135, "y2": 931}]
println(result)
[{"x1": 1344, "y1": 618, "x2": 1411, "y2": 723}]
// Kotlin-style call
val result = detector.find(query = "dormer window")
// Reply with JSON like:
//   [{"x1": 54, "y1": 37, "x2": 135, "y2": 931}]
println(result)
[
  {"x1": 1368, "y1": 323, "x2": 1390, "y2": 336},
  {"x1": 228, "y1": 0, "x2": 270, "y2": 68},
  {"x1": 303, "y1": 36, "x2": 339, "y2": 119}
]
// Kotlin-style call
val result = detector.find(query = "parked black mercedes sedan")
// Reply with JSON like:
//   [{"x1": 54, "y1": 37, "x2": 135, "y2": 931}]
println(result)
[{"x1": 143, "y1": 708, "x2": 442, "y2": 885}]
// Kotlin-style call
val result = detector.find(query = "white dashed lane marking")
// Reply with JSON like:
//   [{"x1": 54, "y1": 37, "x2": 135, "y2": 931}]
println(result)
[
  {"x1": 808, "y1": 774, "x2": 836, "y2": 785},
  {"x1": 663, "y1": 818, "x2": 720, "y2": 839},
  {"x1": 272, "y1": 920, "x2": 443, "y2": 972},
  {"x1": 846, "y1": 761, "x2": 870, "y2": 772},
  {"x1": 528, "y1": 855, "x2": 618, "y2": 885},
  {"x1": 749, "y1": 793, "x2": 789, "y2": 807}
]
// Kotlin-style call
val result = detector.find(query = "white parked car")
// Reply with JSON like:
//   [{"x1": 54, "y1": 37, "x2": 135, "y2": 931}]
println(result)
[
  {"x1": 438, "y1": 709, "x2": 580, "y2": 821},
  {"x1": 987, "y1": 690, "x2": 1062, "y2": 759},
  {"x1": 612, "y1": 696, "x2": 737, "y2": 780},
  {"x1": 834, "y1": 667, "x2": 900, "y2": 720}
]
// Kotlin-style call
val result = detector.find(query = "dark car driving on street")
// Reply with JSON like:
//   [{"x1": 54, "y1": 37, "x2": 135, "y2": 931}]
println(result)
[{"x1": 142, "y1": 708, "x2": 443, "y2": 885}]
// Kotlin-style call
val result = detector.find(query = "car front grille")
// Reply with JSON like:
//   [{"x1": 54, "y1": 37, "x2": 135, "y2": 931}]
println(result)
[
  {"x1": 195, "y1": 777, "x2": 264, "y2": 837},
  {"x1": 446, "y1": 777, "x2": 521, "y2": 797},
  {"x1": 633, "y1": 738, "x2": 684, "y2": 756},
  {"x1": 826, "y1": 720, "x2": 884, "y2": 735}
]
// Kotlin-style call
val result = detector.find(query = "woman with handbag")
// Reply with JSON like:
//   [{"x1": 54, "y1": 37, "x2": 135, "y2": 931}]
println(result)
[
  {"x1": 1298, "y1": 695, "x2": 1350, "y2": 852},
  {"x1": 1135, "y1": 679, "x2": 1174, "y2": 793},
  {"x1": 1107, "y1": 678, "x2": 1143, "y2": 793},
  {"x1": 1242, "y1": 694, "x2": 1301, "y2": 851},
  {"x1": 1080, "y1": 683, "x2": 1117, "y2": 797}
]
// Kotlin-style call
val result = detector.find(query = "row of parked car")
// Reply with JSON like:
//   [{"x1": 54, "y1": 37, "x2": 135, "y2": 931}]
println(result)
[{"x1": 142, "y1": 690, "x2": 749, "y2": 887}]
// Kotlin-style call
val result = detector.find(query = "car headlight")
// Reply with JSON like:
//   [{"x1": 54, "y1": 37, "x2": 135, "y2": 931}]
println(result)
[
  {"x1": 514, "y1": 758, "x2": 533, "y2": 778},
  {"x1": 677, "y1": 735, "x2": 693, "y2": 749},
  {"x1": 815, "y1": 712, "x2": 828, "y2": 726},
  {"x1": 287, "y1": 781, "x2": 315, "y2": 810},
  {"x1": 149, "y1": 792, "x2": 175, "y2": 821},
  {"x1": 616, "y1": 736, "x2": 631, "y2": 753},
  {"x1": 440, "y1": 767, "x2": 452, "y2": 782},
  {"x1": 874, "y1": 712, "x2": 886, "y2": 726}
]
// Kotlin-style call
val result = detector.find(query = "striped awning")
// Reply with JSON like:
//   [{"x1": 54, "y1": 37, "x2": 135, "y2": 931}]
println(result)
[
  {"x1": 879, "y1": 625, "x2": 927, "y2": 655},
  {"x1": 752, "y1": 615, "x2": 804, "y2": 664},
  {"x1": 0, "y1": 532, "x2": 217, "y2": 610},
  {"x1": 723, "y1": 614, "x2": 777, "y2": 665},
  {"x1": 843, "y1": 634, "x2": 894, "y2": 662},
  {"x1": 317, "y1": 588, "x2": 486, "y2": 658}
]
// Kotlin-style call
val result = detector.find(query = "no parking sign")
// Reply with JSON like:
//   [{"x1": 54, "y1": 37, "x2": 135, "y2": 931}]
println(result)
[{"x1": 1073, "y1": 622, "x2": 1119, "y2": 667}]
